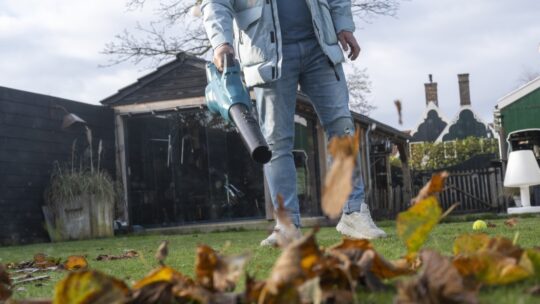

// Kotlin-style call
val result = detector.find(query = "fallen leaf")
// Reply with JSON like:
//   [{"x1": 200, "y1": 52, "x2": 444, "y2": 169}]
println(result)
[
  {"x1": 53, "y1": 270, "x2": 129, "y2": 304},
  {"x1": 453, "y1": 233, "x2": 490, "y2": 256},
  {"x1": 265, "y1": 232, "x2": 322, "y2": 296},
  {"x1": 527, "y1": 284, "x2": 540, "y2": 296},
  {"x1": 244, "y1": 274, "x2": 266, "y2": 304},
  {"x1": 453, "y1": 235, "x2": 531, "y2": 285},
  {"x1": 133, "y1": 266, "x2": 191, "y2": 290},
  {"x1": 395, "y1": 250, "x2": 479, "y2": 304},
  {"x1": 63, "y1": 256, "x2": 88, "y2": 271},
  {"x1": 397, "y1": 196, "x2": 442, "y2": 259},
  {"x1": 322, "y1": 130, "x2": 360, "y2": 219},
  {"x1": 504, "y1": 217, "x2": 518, "y2": 227},
  {"x1": 394, "y1": 99, "x2": 403, "y2": 125},
  {"x1": 487, "y1": 222, "x2": 497, "y2": 228},
  {"x1": 0, "y1": 264, "x2": 12, "y2": 301},
  {"x1": 33, "y1": 253, "x2": 60, "y2": 269},
  {"x1": 411, "y1": 171, "x2": 449, "y2": 205},
  {"x1": 329, "y1": 238, "x2": 415, "y2": 279},
  {"x1": 521, "y1": 248, "x2": 540, "y2": 279},
  {"x1": 96, "y1": 250, "x2": 139, "y2": 261},
  {"x1": 155, "y1": 240, "x2": 169, "y2": 266},
  {"x1": 195, "y1": 244, "x2": 249, "y2": 292},
  {"x1": 131, "y1": 266, "x2": 193, "y2": 304}
]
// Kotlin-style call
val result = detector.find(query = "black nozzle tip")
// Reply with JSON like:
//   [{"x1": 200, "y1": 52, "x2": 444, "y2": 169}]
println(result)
[{"x1": 252, "y1": 146, "x2": 272, "y2": 164}]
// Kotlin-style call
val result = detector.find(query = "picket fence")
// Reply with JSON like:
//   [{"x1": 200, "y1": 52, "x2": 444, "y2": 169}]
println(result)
[{"x1": 371, "y1": 167, "x2": 509, "y2": 218}]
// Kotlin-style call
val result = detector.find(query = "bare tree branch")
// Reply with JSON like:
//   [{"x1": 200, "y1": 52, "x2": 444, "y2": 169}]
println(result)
[
  {"x1": 347, "y1": 66, "x2": 376, "y2": 115},
  {"x1": 103, "y1": 0, "x2": 406, "y2": 68}
]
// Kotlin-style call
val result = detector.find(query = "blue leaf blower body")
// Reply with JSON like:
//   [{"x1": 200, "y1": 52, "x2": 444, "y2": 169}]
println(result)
[{"x1": 205, "y1": 54, "x2": 272, "y2": 164}]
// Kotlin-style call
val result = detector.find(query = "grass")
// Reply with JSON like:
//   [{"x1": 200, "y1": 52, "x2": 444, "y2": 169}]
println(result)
[{"x1": 1, "y1": 216, "x2": 540, "y2": 303}]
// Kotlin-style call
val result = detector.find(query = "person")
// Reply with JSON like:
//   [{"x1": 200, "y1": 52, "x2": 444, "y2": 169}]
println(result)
[{"x1": 201, "y1": 0, "x2": 387, "y2": 246}]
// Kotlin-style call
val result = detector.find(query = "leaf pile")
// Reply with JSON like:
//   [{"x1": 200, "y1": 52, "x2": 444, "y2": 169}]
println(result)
[{"x1": 3, "y1": 173, "x2": 540, "y2": 303}]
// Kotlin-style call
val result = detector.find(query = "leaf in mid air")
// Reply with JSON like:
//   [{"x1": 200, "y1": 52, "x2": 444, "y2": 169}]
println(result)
[
  {"x1": 397, "y1": 196, "x2": 442, "y2": 259},
  {"x1": 322, "y1": 130, "x2": 360, "y2": 219}
]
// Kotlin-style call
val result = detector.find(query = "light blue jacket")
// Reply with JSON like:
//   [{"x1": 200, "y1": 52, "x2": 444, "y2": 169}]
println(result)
[{"x1": 201, "y1": 0, "x2": 355, "y2": 87}]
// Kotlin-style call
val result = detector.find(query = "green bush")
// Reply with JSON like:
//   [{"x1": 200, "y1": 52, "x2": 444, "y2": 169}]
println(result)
[{"x1": 409, "y1": 137, "x2": 499, "y2": 170}]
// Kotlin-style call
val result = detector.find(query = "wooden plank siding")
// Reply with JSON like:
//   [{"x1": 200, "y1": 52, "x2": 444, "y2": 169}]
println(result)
[{"x1": 0, "y1": 86, "x2": 115, "y2": 245}]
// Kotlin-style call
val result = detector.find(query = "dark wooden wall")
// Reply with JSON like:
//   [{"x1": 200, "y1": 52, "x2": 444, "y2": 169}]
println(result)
[{"x1": 0, "y1": 86, "x2": 115, "y2": 245}]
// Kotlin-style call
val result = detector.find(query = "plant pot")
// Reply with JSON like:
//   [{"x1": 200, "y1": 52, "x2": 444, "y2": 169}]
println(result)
[
  {"x1": 44, "y1": 194, "x2": 113, "y2": 241},
  {"x1": 88, "y1": 195, "x2": 114, "y2": 238}
]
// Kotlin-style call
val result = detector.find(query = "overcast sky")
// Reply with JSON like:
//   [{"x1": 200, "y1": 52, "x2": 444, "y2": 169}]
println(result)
[{"x1": 1, "y1": 0, "x2": 539, "y2": 130}]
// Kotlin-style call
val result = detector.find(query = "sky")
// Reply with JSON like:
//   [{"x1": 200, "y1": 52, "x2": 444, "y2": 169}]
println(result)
[{"x1": 1, "y1": 0, "x2": 539, "y2": 130}]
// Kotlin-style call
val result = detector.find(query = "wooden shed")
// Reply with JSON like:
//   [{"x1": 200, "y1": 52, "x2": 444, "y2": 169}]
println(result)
[{"x1": 101, "y1": 53, "x2": 411, "y2": 230}]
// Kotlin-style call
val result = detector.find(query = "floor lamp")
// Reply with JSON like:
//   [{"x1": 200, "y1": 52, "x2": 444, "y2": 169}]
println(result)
[{"x1": 504, "y1": 150, "x2": 540, "y2": 214}]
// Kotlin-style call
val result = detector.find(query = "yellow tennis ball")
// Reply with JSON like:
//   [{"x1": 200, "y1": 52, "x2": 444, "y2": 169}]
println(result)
[{"x1": 472, "y1": 220, "x2": 487, "y2": 230}]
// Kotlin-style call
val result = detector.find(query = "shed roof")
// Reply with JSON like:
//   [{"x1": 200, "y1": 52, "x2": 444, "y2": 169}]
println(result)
[{"x1": 100, "y1": 53, "x2": 207, "y2": 106}]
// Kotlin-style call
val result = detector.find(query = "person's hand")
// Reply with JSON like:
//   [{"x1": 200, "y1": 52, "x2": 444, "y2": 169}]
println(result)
[
  {"x1": 213, "y1": 43, "x2": 235, "y2": 71},
  {"x1": 337, "y1": 31, "x2": 360, "y2": 60}
]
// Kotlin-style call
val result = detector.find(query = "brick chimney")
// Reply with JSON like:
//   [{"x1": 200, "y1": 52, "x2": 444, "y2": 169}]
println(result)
[
  {"x1": 458, "y1": 73, "x2": 471, "y2": 106},
  {"x1": 424, "y1": 74, "x2": 438, "y2": 106}
]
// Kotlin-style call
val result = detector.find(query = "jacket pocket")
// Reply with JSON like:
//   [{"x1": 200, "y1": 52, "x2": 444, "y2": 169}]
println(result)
[
  {"x1": 316, "y1": 0, "x2": 338, "y2": 45},
  {"x1": 235, "y1": 5, "x2": 263, "y2": 30},
  {"x1": 235, "y1": 5, "x2": 268, "y2": 67}
]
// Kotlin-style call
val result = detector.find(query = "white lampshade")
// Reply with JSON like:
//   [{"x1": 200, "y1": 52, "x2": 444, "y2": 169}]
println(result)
[{"x1": 504, "y1": 150, "x2": 540, "y2": 187}]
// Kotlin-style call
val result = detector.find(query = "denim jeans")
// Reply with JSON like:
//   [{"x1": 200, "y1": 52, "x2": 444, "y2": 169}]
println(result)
[{"x1": 254, "y1": 38, "x2": 364, "y2": 227}]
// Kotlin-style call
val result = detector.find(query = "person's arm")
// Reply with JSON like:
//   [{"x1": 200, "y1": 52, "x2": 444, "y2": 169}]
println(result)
[
  {"x1": 327, "y1": 0, "x2": 355, "y2": 34},
  {"x1": 328, "y1": 0, "x2": 360, "y2": 60},
  {"x1": 201, "y1": 0, "x2": 236, "y2": 70}
]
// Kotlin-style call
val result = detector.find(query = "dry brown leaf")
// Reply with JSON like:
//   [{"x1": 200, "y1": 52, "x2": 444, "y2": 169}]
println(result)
[
  {"x1": 155, "y1": 240, "x2": 169, "y2": 266},
  {"x1": 527, "y1": 284, "x2": 540, "y2": 296},
  {"x1": 329, "y1": 238, "x2": 415, "y2": 280},
  {"x1": 33, "y1": 253, "x2": 60, "y2": 269},
  {"x1": 265, "y1": 232, "x2": 322, "y2": 296},
  {"x1": 132, "y1": 266, "x2": 193, "y2": 303},
  {"x1": 322, "y1": 130, "x2": 360, "y2": 219},
  {"x1": 411, "y1": 171, "x2": 449, "y2": 205},
  {"x1": 53, "y1": 270, "x2": 129, "y2": 304},
  {"x1": 195, "y1": 244, "x2": 249, "y2": 292},
  {"x1": 63, "y1": 256, "x2": 88, "y2": 271},
  {"x1": 394, "y1": 99, "x2": 403, "y2": 125},
  {"x1": 396, "y1": 250, "x2": 479, "y2": 304},
  {"x1": 96, "y1": 250, "x2": 139, "y2": 261},
  {"x1": 487, "y1": 222, "x2": 497, "y2": 228},
  {"x1": 244, "y1": 274, "x2": 266, "y2": 304},
  {"x1": 1, "y1": 264, "x2": 12, "y2": 301},
  {"x1": 504, "y1": 217, "x2": 519, "y2": 227}
]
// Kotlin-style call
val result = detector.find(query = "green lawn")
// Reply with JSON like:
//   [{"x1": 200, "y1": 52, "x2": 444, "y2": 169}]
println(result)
[{"x1": 1, "y1": 216, "x2": 540, "y2": 303}]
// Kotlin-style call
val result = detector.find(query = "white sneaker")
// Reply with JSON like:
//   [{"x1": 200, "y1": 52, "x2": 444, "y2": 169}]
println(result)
[
  {"x1": 260, "y1": 225, "x2": 302, "y2": 247},
  {"x1": 336, "y1": 204, "x2": 387, "y2": 239}
]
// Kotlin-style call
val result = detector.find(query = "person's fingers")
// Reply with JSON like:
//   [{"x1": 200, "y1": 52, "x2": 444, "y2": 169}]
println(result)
[
  {"x1": 350, "y1": 41, "x2": 361, "y2": 60},
  {"x1": 213, "y1": 44, "x2": 233, "y2": 71},
  {"x1": 338, "y1": 34, "x2": 348, "y2": 52}
]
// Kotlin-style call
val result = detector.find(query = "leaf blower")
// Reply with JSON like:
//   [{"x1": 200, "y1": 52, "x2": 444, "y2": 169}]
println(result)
[{"x1": 205, "y1": 54, "x2": 272, "y2": 164}]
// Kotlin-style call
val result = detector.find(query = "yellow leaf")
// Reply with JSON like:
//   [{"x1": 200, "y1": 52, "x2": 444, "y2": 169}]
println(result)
[
  {"x1": 453, "y1": 233, "x2": 490, "y2": 256},
  {"x1": 53, "y1": 270, "x2": 129, "y2": 304},
  {"x1": 133, "y1": 266, "x2": 190, "y2": 290},
  {"x1": 521, "y1": 248, "x2": 540, "y2": 279},
  {"x1": 396, "y1": 196, "x2": 442, "y2": 259},
  {"x1": 475, "y1": 251, "x2": 531, "y2": 285},
  {"x1": 63, "y1": 255, "x2": 88, "y2": 271}
]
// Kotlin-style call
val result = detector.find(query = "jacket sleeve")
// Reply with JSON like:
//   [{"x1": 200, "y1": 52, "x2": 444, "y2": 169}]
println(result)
[
  {"x1": 328, "y1": 0, "x2": 355, "y2": 33},
  {"x1": 201, "y1": 0, "x2": 235, "y2": 49}
]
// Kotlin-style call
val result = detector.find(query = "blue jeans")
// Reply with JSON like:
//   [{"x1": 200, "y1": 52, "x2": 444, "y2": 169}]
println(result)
[{"x1": 254, "y1": 38, "x2": 364, "y2": 227}]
